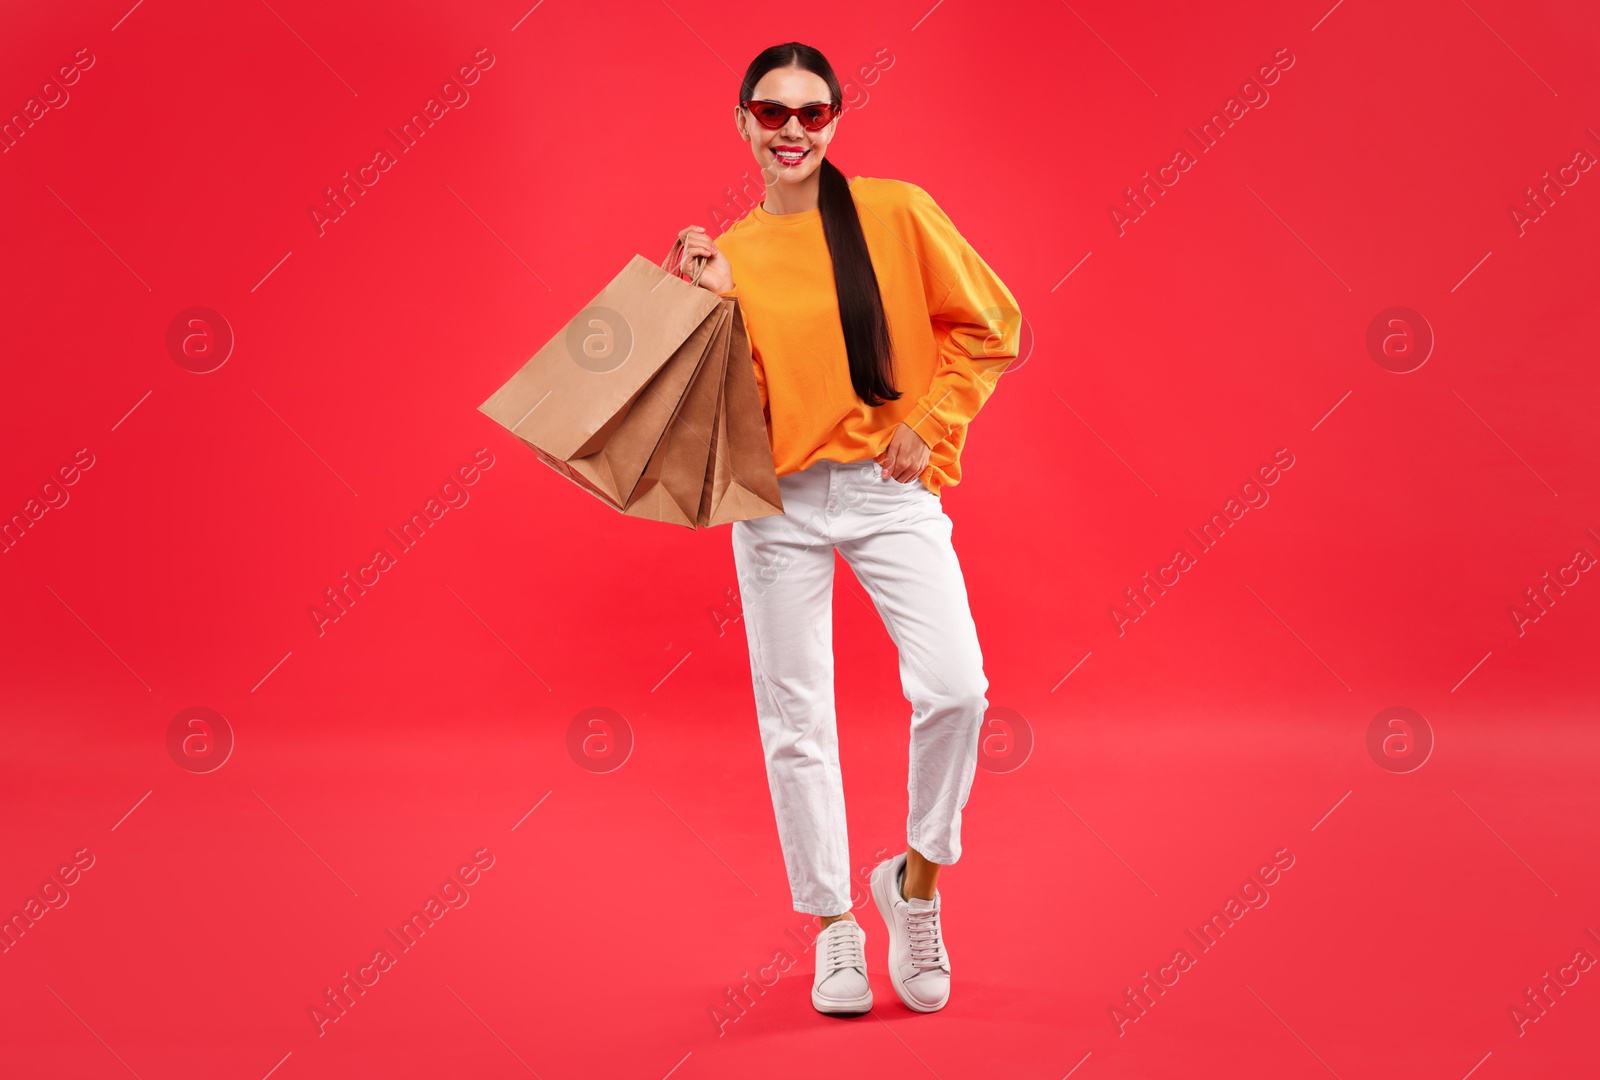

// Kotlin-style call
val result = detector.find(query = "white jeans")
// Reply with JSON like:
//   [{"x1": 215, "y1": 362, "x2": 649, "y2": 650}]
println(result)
[{"x1": 731, "y1": 457, "x2": 989, "y2": 916}]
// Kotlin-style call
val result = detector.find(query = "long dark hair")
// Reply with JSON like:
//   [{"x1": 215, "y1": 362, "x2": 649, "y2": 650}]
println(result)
[{"x1": 738, "y1": 43, "x2": 899, "y2": 407}]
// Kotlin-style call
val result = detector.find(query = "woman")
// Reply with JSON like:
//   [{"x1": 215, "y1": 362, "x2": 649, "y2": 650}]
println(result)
[{"x1": 676, "y1": 42, "x2": 1020, "y2": 1017}]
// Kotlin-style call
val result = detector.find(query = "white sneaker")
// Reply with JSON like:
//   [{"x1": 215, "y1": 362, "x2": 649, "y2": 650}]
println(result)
[
  {"x1": 811, "y1": 918, "x2": 872, "y2": 1015},
  {"x1": 870, "y1": 852, "x2": 951, "y2": 1012}
]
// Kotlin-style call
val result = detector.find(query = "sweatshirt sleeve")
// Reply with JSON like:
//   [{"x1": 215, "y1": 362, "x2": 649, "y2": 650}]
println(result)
[{"x1": 897, "y1": 184, "x2": 1022, "y2": 451}]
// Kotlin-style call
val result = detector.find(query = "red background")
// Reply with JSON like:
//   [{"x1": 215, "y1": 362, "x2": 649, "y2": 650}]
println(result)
[{"x1": 2, "y1": 1, "x2": 1598, "y2": 1077}]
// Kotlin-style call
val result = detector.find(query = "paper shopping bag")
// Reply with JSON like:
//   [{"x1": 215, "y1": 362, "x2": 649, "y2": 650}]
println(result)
[
  {"x1": 618, "y1": 300, "x2": 731, "y2": 527},
  {"x1": 697, "y1": 300, "x2": 780, "y2": 527},
  {"x1": 479, "y1": 239, "x2": 784, "y2": 529},
  {"x1": 621, "y1": 258, "x2": 783, "y2": 529},
  {"x1": 478, "y1": 252, "x2": 711, "y2": 512}
]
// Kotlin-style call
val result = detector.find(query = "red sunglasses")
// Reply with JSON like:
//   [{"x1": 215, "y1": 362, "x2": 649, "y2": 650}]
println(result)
[{"x1": 741, "y1": 99, "x2": 843, "y2": 131}]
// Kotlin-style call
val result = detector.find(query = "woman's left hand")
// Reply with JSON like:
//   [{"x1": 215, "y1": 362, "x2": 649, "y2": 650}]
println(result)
[{"x1": 877, "y1": 422, "x2": 932, "y2": 483}]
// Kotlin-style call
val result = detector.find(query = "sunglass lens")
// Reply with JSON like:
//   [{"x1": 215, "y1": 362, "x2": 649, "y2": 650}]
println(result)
[
  {"x1": 800, "y1": 104, "x2": 838, "y2": 129},
  {"x1": 752, "y1": 104, "x2": 787, "y2": 128}
]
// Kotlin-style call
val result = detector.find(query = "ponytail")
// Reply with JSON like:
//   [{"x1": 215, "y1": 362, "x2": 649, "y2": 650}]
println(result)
[{"x1": 817, "y1": 156, "x2": 899, "y2": 406}]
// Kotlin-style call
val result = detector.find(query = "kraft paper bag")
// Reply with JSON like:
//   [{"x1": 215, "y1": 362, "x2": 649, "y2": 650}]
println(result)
[
  {"x1": 620, "y1": 302, "x2": 729, "y2": 527},
  {"x1": 698, "y1": 301, "x2": 780, "y2": 527},
  {"x1": 478, "y1": 253, "x2": 709, "y2": 510},
  {"x1": 479, "y1": 239, "x2": 784, "y2": 529}
]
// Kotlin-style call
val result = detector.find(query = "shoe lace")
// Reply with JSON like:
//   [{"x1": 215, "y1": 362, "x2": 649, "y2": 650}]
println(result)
[
  {"x1": 905, "y1": 906, "x2": 948, "y2": 973},
  {"x1": 823, "y1": 923, "x2": 865, "y2": 974}
]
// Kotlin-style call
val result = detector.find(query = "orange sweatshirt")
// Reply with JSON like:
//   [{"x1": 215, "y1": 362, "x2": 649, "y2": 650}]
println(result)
[{"x1": 712, "y1": 176, "x2": 1021, "y2": 496}]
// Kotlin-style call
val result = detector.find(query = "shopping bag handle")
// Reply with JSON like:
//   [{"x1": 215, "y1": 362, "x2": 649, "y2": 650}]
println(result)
[{"x1": 662, "y1": 236, "x2": 709, "y2": 288}]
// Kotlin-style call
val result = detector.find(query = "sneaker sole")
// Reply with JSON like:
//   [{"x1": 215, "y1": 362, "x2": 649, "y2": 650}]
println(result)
[
  {"x1": 870, "y1": 859, "x2": 951, "y2": 1013},
  {"x1": 810, "y1": 983, "x2": 873, "y2": 1015}
]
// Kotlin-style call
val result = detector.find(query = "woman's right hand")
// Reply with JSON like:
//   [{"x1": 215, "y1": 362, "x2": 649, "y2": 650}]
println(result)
[{"x1": 676, "y1": 225, "x2": 734, "y2": 294}]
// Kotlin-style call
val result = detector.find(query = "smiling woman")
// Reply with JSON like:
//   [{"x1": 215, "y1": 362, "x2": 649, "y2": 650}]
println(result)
[{"x1": 671, "y1": 41, "x2": 1023, "y2": 1021}]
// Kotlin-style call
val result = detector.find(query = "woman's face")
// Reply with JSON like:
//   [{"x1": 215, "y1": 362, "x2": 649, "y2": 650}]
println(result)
[{"x1": 737, "y1": 66, "x2": 838, "y2": 188}]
